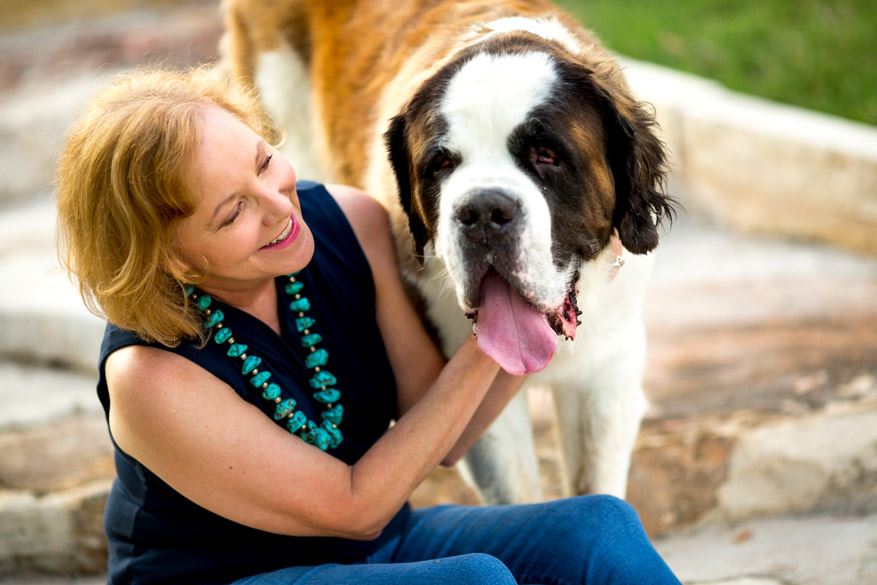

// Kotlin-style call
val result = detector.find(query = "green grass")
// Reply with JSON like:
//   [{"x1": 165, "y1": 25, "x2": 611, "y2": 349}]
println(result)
[{"x1": 555, "y1": 0, "x2": 877, "y2": 125}]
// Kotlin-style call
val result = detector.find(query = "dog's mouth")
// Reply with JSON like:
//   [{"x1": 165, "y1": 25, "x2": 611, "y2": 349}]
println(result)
[{"x1": 468, "y1": 269, "x2": 580, "y2": 375}]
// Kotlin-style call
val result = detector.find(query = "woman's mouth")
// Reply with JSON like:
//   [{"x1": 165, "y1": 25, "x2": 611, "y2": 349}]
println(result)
[{"x1": 261, "y1": 216, "x2": 299, "y2": 250}]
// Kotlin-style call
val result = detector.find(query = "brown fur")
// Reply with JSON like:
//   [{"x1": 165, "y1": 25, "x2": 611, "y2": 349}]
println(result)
[{"x1": 221, "y1": 0, "x2": 670, "y2": 262}]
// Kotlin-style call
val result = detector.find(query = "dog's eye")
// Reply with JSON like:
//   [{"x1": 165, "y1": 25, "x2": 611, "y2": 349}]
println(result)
[
  {"x1": 530, "y1": 145, "x2": 560, "y2": 167},
  {"x1": 427, "y1": 152, "x2": 456, "y2": 178}
]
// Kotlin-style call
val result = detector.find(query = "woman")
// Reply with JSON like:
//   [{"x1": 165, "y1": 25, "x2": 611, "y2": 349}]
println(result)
[{"x1": 56, "y1": 67, "x2": 681, "y2": 585}]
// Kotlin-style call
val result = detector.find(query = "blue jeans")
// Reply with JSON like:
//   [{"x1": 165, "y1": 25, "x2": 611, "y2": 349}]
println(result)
[{"x1": 232, "y1": 495, "x2": 681, "y2": 584}]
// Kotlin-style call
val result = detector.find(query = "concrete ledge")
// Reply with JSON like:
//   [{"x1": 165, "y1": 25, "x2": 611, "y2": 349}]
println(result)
[
  {"x1": 622, "y1": 59, "x2": 877, "y2": 255},
  {"x1": 0, "y1": 481, "x2": 109, "y2": 576}
]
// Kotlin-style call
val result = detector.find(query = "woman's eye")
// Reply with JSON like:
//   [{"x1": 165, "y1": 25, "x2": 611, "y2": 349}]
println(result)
[
  {"x1": 220, "y1": 201, "x2": 244, "y2": 228},
  {"x1": 259, "y1": 153, "x2": 273, "y2": 174},
  {"x1": 530, "y1": 145, "x2": 559, "y2": 167}
]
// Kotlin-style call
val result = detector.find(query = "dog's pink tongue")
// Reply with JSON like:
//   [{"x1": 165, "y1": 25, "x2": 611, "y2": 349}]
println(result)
[{"x1": 476, "y1": 271, "x2": 557, "y2": 375}]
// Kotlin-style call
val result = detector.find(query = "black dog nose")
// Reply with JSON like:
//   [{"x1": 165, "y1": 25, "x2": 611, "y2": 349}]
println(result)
[{"x1": 455, "y1": 189, "x2": 519, "y2": 233}]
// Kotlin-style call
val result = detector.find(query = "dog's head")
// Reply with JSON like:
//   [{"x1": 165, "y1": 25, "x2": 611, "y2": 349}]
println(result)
[{"x1": 384, "y1": 32, "x2": 673, "y2": 372}]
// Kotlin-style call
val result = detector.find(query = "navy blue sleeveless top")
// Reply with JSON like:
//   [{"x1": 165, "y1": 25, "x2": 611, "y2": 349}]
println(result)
[{"x1": 97, "y1": 182, "x2": 409, "y2": 584}]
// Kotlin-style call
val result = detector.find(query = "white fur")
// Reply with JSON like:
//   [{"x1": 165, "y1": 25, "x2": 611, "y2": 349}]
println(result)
[
  {"x1": 436, "y1": 52, "x2": 575, "y2": 311},
  {"x1": 255, "y1": 47, "x2": 329, "y2": 182}
]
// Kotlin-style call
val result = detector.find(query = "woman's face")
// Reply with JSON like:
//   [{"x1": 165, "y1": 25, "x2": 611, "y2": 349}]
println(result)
[{"x1": 175, "y1": 105, "x2": 314, "y2": 293}]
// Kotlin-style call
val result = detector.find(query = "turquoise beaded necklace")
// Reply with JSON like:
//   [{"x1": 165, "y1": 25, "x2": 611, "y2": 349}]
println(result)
[{"x1": 185, "y1": 272, "x2": 343, "y2": 451}]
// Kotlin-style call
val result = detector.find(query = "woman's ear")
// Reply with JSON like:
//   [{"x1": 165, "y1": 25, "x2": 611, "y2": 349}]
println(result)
[{"x1": 384, "y1": 112, "x2": 429, "y2": 263}]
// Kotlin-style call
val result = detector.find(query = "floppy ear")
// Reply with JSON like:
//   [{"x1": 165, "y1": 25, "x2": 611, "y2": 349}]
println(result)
[
  {"x1": 384, "y1": 113, "x2": 430, "y2": 263},
  {"x1": 605, "y1": 98, "x2": 674, "y2": 254},
  {"x1": 574, "y1": 66, "x2": 674, "y2": 254}
]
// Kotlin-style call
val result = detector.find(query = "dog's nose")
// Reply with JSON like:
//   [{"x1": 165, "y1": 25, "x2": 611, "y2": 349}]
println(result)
[{"x1": 455, "y1": 189, "x2": 519, "y2": 234}]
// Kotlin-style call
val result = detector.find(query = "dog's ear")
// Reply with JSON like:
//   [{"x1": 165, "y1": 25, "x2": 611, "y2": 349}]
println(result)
[
  {"x1": 579, "y1": 68, "x2": 675, "y2": 254},
  {"x1": 384, "y1": 113, "x2": 429, "y2": 263}
]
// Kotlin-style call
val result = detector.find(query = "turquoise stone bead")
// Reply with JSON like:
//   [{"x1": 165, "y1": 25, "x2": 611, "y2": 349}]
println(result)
[
  {"x1": 262, "y1": 383, "x2": 281, "y2": 401},
  {"x1": 205, "y1": 309, "x2": 224, "y2": 328},
  {"x1": 242, "y1": 355, "x2": 262, "y2": 375},
  {"x1": 305, "y1": 348, "x2": 328, "y2": 369},
  {"x1": 313, "y1": 388, "x2": 341, "y2": 404},
  {"x1": 273, "y1": 398, "x2": 296, "y2": 420},
  {"x1": 322, "y1": 421, "x2": 343, "y2": 448},
  {"x1": 295, "y1": 316, "x2": 316, "y2": 332},
  {"x1": 250, "y1": 370, "x2": 271, "y2": 388},
  {"x1": 289, "y1": 297, "x2": 311, "y2": 312},
  {"x1": 184, "y1": 285, "x2": 195, "y2": 297},
  {"x1": 300, "y1": 420, "x2": 318, "y2": 444},
  {"x1": 309, "y1": 370, "x2": 337, "y2": 389},
  {"x1": 321, "y1": 404, "x2": 343, "y2": 425},
  {"x1": 312, "y1": 428, "x2": 330, "y2": 451},
  {"x1": 214, "y1": 327, "x2": 232, "y2": 344},
  {"x1": 196, "y1": 295, "x2": 212, "y2": 310},
  {"x1": 227, "y1": 343, "x2": 248, "y2": 358},
  {"x1": 285, "y1": 281, "x2": 304, "y2": 295},
  {"x1": 286, "y1": 410, "x2": 307, "y2": 432},
  {"x1": 301, "y1": 333, "x2": 322, "y2": 348}
]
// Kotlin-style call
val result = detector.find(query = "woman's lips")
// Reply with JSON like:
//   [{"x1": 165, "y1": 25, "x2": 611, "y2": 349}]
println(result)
[{"x1": 261, "y1": 216, "x2": 299, "y2": 250}]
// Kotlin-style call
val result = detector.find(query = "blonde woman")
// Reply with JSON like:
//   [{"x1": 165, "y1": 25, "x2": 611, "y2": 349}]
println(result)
[{"x1": 56, "y1": 68, "x2": 680, "y2": 585}]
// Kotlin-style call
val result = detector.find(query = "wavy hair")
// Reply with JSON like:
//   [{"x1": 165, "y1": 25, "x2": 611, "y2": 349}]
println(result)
[{"x1": 56, "y1": 66, "x2": 278, "y2": 346}]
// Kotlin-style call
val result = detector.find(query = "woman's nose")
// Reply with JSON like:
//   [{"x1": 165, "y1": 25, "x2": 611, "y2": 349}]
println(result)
[{"x1": 260, "y1": 188, "x2": 293, "y2": 224}]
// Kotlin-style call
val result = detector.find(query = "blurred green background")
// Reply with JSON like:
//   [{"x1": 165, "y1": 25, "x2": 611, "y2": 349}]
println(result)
[
  {"x1": 2, "y1": 0, "x2": 874, "y2": 124},
  {"x1": 556, "y1": 0, "x2": 876, "y2": 125}
]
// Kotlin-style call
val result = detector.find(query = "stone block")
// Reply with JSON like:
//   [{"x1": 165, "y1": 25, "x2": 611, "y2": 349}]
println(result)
[
  {"x1": 0, "y1": 481, "x2": 109, "y2": 575},
  {"x1": 718, "y1": 403, "x2": 877, "y2": 520},
  {"x1": 623, "y1": 59, "x2": 877, "y2": 255},
  {"x1": 0, "y1": 413, "x2": 113, "y2": 493}
]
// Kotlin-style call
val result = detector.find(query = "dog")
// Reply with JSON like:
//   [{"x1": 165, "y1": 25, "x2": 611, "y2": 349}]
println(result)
[{"x1": 220, "y1": 0, "x2": 672, "y2": 503}]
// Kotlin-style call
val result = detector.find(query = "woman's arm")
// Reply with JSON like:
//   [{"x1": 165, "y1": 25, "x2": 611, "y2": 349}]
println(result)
[{"x1": 107, "y1": 329, "x2": 497, "y2": 541}]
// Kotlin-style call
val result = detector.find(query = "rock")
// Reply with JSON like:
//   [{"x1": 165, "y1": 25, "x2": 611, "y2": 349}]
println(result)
[
  {"x1": 0, "y1": 362, "x2": 99, "y2": 431},
  {"x1": 718, "y1": 403, "x2": 877, "y2": 520},
  {"x1": 623, "y1": 58, "x2": 877, "y2": 256},
  {"x1": 655, "y1": 512, "x2": 877, "y2": 585},
  {"x1": 0, "y1": 413, "x2": 112, "y2": 493},
  {"x1": 0, "y1": 481, "x2": 110, "y2": 575},
  {"x1": 0, "y1": 201, "x2": 105, "y2": 372}
]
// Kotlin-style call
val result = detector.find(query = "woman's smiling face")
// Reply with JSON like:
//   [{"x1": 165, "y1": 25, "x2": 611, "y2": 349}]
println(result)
[{"x1": 175, "y1": 105, "x2": 314, "y2": 293}]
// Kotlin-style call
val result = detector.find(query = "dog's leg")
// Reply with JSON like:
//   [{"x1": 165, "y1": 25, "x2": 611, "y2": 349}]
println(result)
[
  {"x1": 458, "y1": 391, "x2": 543, "y2": 504},
  {"x1": 551, "y1": 327, "x2": 649, "y2": 498}
]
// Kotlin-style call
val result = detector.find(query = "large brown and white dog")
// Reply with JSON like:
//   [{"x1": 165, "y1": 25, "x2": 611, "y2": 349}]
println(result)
[{"x1": 220, "y1": 0, "x2": 673, "y2": 502}]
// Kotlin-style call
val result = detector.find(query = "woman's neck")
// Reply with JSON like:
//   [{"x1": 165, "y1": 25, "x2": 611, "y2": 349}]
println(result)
[{"x1": 200, "y1": 277, "x2": 281, "y2": 335}]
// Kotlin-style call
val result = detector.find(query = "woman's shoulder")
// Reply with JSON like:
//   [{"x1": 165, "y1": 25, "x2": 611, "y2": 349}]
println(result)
[{"x1": 323, "y1": 183, "x2": 392, "y2": 239}]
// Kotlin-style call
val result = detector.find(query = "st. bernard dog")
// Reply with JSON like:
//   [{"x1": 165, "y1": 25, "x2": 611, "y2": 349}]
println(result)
[{"x1": 220, "y1": 0, "x2": 673, "y2": 502}]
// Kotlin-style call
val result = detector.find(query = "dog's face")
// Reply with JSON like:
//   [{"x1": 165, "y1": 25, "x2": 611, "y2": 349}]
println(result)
[{"x1": 385, "y1": 34, "x2": 672, "y2": 360}]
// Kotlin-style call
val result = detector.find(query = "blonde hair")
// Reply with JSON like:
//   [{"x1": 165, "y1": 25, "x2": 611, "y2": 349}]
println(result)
[{"x1": 56, "y1": 67, "x2": 278, "y2": 346}]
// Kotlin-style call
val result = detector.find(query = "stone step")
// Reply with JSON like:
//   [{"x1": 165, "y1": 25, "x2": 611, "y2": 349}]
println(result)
[
  {"x1": 654, "y1": 511, "x2": 877, "y2": 585},
  {"x1": 0, "y1": 200, "x2": 105, "y2": 374}
]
